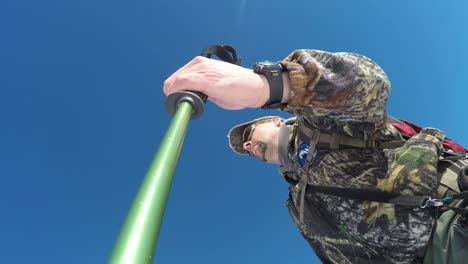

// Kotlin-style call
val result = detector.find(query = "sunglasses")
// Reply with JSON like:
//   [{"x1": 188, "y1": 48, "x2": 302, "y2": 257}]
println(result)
[{"x1": 242, "y1": 124, "x2": 257, "y2": 156}]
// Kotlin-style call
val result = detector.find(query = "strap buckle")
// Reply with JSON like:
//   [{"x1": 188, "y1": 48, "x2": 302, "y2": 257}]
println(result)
[
  {"x1": 367, "y1": 140, "x2": 378, "y2": 148},
  {"x1": 420, "y1": 196, "x2": 444, "y2": 208}
]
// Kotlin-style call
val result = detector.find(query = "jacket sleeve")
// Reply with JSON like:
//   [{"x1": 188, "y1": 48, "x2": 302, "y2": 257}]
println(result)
[{"x1": 280, "y1": 49, "x2": 391, "y2": 138}]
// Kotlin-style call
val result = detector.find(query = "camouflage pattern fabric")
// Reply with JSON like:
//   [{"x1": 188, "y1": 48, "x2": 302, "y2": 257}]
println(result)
[
  {"x1": 277, "y1": 50, "x2": 450, "y2": 263},
  {"x1": 280, "y1": 50, "x2": 390, "y2": 140}
]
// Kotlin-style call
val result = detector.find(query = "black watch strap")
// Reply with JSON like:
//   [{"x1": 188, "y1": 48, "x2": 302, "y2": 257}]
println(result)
[{"x1": 254, "y1": 62, "x2": 285, "y2": 109}]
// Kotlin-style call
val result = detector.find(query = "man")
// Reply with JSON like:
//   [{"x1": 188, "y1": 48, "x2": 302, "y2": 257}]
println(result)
[{"x1": 164, "y1": 49, "x2": 468, "y2": 263}]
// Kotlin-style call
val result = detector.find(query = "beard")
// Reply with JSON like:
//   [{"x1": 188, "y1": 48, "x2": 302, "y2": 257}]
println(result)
[{"x1": 254, "y1": 142, "x2": 268, "y2": 162}]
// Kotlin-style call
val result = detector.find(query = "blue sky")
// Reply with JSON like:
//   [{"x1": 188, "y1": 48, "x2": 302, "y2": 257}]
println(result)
[{"x1": 1, "y1": 1, "x2": 467, "y2": 263}]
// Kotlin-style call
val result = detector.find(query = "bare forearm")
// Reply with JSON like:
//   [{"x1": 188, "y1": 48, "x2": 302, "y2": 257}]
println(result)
[{"x1": 163, "y1": 56, "x2": 291, "y2": 110}]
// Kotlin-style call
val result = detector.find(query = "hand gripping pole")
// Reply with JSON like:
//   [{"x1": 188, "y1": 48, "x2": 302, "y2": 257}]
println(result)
[{"x1": 165, "y1": 45, "x2": 241, "y2": 120}]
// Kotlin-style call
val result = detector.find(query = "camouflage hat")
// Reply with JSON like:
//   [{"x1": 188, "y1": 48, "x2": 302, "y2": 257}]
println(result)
[{"x1": 228, "y1": 116, "x2": 275, "y2": 155}]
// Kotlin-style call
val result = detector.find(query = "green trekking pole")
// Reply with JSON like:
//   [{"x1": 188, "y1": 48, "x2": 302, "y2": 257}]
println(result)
[
  {"x1": 108, "y1": 91, "x2": 206, "y2": 264},
  {"x1": 108, "y1": 45, "x2": 240, "y2": 264}
]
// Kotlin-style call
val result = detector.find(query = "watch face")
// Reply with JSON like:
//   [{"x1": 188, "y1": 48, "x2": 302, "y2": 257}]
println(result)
[
  {"x1": 254, "y1": 61, "x2": 281, "y2": 73},
  {"x1": 257, "y1": 61, "x2": 276, "y2": 66}
]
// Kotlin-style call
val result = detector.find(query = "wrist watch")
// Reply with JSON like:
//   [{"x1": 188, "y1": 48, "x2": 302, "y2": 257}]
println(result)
[{"x1": 253, "y1": 61, "x2": 285, "y2": 109}]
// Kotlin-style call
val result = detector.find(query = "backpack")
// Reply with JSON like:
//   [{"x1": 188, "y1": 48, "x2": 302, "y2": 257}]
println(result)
[{"x1": 288, "y1": 115, "x2": 468, "y2": 263}]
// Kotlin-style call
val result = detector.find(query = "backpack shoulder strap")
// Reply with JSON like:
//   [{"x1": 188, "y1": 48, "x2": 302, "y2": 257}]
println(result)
[{"x1": 297, "y1": 118, "x2": 406, "y2": 150}]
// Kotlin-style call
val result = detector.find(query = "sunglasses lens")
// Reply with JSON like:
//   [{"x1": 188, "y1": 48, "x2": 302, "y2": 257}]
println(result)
[
  {"x1": 243, "y1": 125, "x2": 256, "y2": 143},
  {"x1": 242, "y1": 124, "x2": 256, "y2": 157}
]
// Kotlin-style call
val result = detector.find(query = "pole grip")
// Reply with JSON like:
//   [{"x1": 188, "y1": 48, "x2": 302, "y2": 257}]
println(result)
[{"x1": 165, "y1": 91, "x2": 207, "y2": 120}]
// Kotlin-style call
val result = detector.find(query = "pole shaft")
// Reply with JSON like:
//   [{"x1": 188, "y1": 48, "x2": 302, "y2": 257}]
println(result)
[{"x1": 109, "y1": 102, "x2": 193, "y2": 264}]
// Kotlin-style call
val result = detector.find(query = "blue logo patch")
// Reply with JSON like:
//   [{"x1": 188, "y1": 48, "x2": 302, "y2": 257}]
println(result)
[{"x1": 297, "y1": 143, "x2": 317, "y2": 166}]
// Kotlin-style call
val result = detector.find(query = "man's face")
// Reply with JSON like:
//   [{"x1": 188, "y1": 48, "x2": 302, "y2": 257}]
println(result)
[{"x1": 242, "y1": 121, "x2": 280, "y2": 163}]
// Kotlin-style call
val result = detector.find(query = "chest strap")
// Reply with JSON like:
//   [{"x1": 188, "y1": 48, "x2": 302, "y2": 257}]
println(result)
[{"x1": 305, "y1": 184, "x2": 468, "y2": 217}]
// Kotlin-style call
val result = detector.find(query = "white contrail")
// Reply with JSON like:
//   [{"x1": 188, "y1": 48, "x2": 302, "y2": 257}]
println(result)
[{"x1": 235, "y1": 0, "x2": 248, "y2": 30}]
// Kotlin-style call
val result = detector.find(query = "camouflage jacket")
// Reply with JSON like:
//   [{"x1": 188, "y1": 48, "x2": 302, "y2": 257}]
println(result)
[{"x1": 277, "y1": 50, "x2": 446, "y2": 264}]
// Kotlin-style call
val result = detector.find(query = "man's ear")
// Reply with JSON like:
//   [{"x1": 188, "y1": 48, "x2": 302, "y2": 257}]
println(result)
[{"x1": 271, "y1": 116, "x2": 282, "y2": 127}]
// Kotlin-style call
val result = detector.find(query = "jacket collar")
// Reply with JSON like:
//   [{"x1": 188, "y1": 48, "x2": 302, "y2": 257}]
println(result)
[{"x1": 278, "y1": 119, "x2": 294, "y2": 169}]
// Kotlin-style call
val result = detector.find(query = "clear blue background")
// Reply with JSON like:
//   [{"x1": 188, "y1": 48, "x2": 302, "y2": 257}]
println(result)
[{"x1": 1, "y1": 0, "x2": 467, "y2": 263}]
